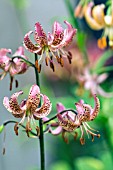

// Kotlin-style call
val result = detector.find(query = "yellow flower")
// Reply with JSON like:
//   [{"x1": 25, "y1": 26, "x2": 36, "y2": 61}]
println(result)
[{"x1": 84, "y1": 2, "x2": 113, "y2": 49}]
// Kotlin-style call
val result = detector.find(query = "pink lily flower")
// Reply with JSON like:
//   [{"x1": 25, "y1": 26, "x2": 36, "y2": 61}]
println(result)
[
  {"x1": 77, "y1": 67, "x2": 113, "y2": 98},
  {"x1": 0, "y1": 47, "x2": 29, "y2": 90},
  {"x1": 45, "y1": 95, "x2": 100, "y2": 144},
  {"x1": 23, "y1": 21, "x2": 77, "y2": 72},
  {"x1": 3, "y1": 84, "x2": 52, "y2": 136}
]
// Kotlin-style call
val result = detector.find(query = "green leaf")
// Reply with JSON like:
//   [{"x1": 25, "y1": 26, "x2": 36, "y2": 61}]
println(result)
[
  {"x1": 94, "y1": 50, "x2": 113, "y2": 71},
  {"x1": 0, "y1": 124, "x2": 4, "y2": 133},
  {"x1": 100, "y1": 151, "x2": 113, "y2": 170},
  {"x1": 75, "y1": 157, "x2": 104, "y2": 170},
  {"x1": 50, "y1": 161, "x2": 71, "y2": 170}
]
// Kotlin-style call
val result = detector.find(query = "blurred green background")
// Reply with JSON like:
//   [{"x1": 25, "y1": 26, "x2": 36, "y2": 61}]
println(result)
[{"x1": 0, "y1": 0, "x2": 113, "y2": 170}]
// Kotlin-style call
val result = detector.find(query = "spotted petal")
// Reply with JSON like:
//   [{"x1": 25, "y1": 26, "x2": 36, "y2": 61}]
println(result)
[
  {"x1": 27, "y1": 84, "x2": 40, "y2": 113},
  {"x1": 23, "y1": 31, "x2": 42, "y2": 53},
  {"x1": 50, "y1": 21, "x2": 64, "y2": 47},
  {"x1": 34, "y1": 22, "x2": 47, "y2": 46},
  {"x1": 3, "y1": 97, "x2": 12, "y2": 112},
  {"x1": 9, "y1": 91, "x2": 24, "y2": 118},
  {"x1": 34, "y1": 94, "x2": 52, "y2": 119}
]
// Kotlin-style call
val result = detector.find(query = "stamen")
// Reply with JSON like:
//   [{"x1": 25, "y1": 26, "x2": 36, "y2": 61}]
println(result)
[
  {"x1": 15, "y1": 79, "x2": 18, "y2": 88},
  {"x1": 10, "y1": 76, "x2": 13, "y2": 91},
  {"x1": 14, "y1": 122, "x2": 19, "y2": 136},
  {"x1": 62, "y1": 131, "x2": 69, "y2": 144},
  {"x1": 97, "y1": 37, "x2": 107, "y2": 49},
  {"x1": 49, "y1": 60, "x2": 55, "y2": 72}
]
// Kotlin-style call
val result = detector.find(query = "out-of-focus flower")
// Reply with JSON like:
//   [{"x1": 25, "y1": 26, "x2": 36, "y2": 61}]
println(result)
[
  {"x1": 74, "y1": 0, "x2": 93, "y2": 18},
  {"x1": 0, "y1": 47, "x2": 29, "y2": 90},
  {"x1": 76, "y1": 67, "x2": 113, "y2": 97},
  {"x1": 23, "y1": 21, "x2": 77, "y2": 72},
  {"x1": 3, "y1": 84, "x2": 52, "y2": 136},
  {"x1": 84, "y1": 2, "x2": 113, "y2": 49},
  {"x1": 44, "y1": 94, "x2": 100, "y2": 144}
]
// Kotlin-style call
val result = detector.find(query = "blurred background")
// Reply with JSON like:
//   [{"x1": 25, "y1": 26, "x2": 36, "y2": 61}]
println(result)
[{"x1": 0, "y1": 0, "x2": 113, "y2": 170}]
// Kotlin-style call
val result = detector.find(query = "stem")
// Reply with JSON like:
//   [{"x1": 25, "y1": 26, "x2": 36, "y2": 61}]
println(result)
[
  {"x1": 34, "y1": 53, "x2": 45, "y2": 170},
  {"x1": 44, "y1": 109, "x2": 78, "y2": 124},
  {"x1": 12, "y1": 56, "x2": 35, "y2": 67}
]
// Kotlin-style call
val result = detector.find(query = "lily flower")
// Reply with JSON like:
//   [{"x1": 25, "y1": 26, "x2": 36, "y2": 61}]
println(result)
[
  {"x1": 74, "y1": 0, "x2": 93, "y2": 18},
  {"x1": 0, "y1": 47, "x2": 29, "y2": 90},
  {"x1": 84, "y1": 2, "x2": 113, "y2": 49},
  {"x1": 75, "y1": 94, "x2": 100, "y2": 144},
  {"x1": 45, "y1": 94, "x2": 100, "y2": 144},
  {"x1": 44, "y1": 103, "x2": 78, "y2": 143},
  {"x1": 77, "y1": 67, "x2": 113, "y2": 97},
  {"x1": 3, "y1": 84, "x2": 52, "y2": 136},
  {"x1": 23, "y1": 21, "x2": 77, "y2": 72}
]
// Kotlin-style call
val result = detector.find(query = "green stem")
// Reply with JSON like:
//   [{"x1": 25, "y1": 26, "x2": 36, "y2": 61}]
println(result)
[
  {"x1": 64, "y1": 0, "x2": 79, "y2": 29},
  {"x1": 34, "y1": 53, "x2": 45, "y2": 170},
  {"x1": 12, "y1": 56, "x2": 35, "y2": 67},
  {"x1": 44, "y1": 109, "x2": 78, "y2": 124}
]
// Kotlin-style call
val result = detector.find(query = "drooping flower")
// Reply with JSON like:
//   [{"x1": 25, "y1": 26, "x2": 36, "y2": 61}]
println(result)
[
  {"x1": 44, "y1": 94, "x2": 100, "y2": 144},
  {"x1": 74, "y1": 0, "x2": 93, "y2": 18},
  {"x1": 23, "y1": 21, "x2": 77, "y2": 72},
  {"x1": 84, "y1": 2, "x2": 113, "y2": 49},
  {"x1": 43, "y1": 103, "x2": 78, "y2": 143},
  {"x1": 3, "y1": 84, "x2": 52, "y2": 136},
  {"x1": 76, "y1": 67, "x2": 113, "y2": 97},
  {"x1": 0, "y1": 47, "x2": 29, "y2": 90}
]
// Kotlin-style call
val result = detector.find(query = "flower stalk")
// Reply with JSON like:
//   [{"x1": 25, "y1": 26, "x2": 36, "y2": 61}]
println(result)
[{"x1": 34, "y1": 53, "x2": 45, "y2": 170}]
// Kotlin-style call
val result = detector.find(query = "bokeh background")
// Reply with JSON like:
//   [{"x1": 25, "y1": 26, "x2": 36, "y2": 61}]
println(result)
[{"x1": 0, "y1": 0, "x2": 113, "y2": 170}]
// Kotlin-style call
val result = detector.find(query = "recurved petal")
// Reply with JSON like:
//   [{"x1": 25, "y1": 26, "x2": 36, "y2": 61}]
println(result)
[
  {"x1": 97, "y1": 86, "x2": 113, "y2": 98},
  {"x1": 33, "y1": 94, "x2": 52, "y2": 119},
  {"x1": 61, "y1": 20, "x2": 77, "y2": 47},
  {"x1": 34, "y1": 22, "x2": 47, "y2": 46},
  {"x1": 49, "y1": 126, "x2": 63, "y2": 135},
  {"x1": 3, "y1": 97, "x2": 12, "y2": 112},
  {"x1": 23, "y1": 31, "x2": 42, "y2": 53},
  {"x1": 96, "y1": 73, "x2": 108, "y2": 83},
  {"x1": 92, "y1": 4, "x2": 105, "y2": 26},
  {"x1": 27, "y1": 85, "x2": 40, "y2": 113},
  {"x1": 90, "y1": 94, "x2": 100, "y2": 120},
  {"x1": 9, "y1": 91, "x2": 24, "y2": 118},
  {"x1": 13, "y1": 46, "x2": 24, "y2": 56},
  {"x1": 84, "y1": 2, "x2": 104, "y2": 30},
  {"x1": 56, "y1": 102, "x2": 65, "y2": 113},
  {"x1": 50, "y1": 21, "x2": 64, "y2": 46},
  {"x1": 0, "y1": 48, "x2": 11, "y2": 57},
  {"x1": 75, "y1": 102, "x2": 84, "y2": 115}
]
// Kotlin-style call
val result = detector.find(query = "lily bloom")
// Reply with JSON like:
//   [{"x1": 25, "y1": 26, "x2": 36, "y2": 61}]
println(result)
[
  {"x1": 23, "y1": 21, "x2": 77, "y2": 72},
  {"x1": 84, "y1": 2, "x2": 113, "y2": 49},
  {"x1": 74, "y1": 0, "x2": 93, "y2": 18},
  {"x1": 44, "y1": 94, "x2": 100, "y2": 144},
  {"x1": 44, "y1": 103, "x2": 78, "y2": 143},
  {"x1": 3, "y1": 84, "x2": 52, "y2": 136},
  {"x1": 0, "y1": 47, "x2": 29, "y2": 90},
  {"x1": 76, "y1": 67, "x2": 113, "y2": 97}
]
